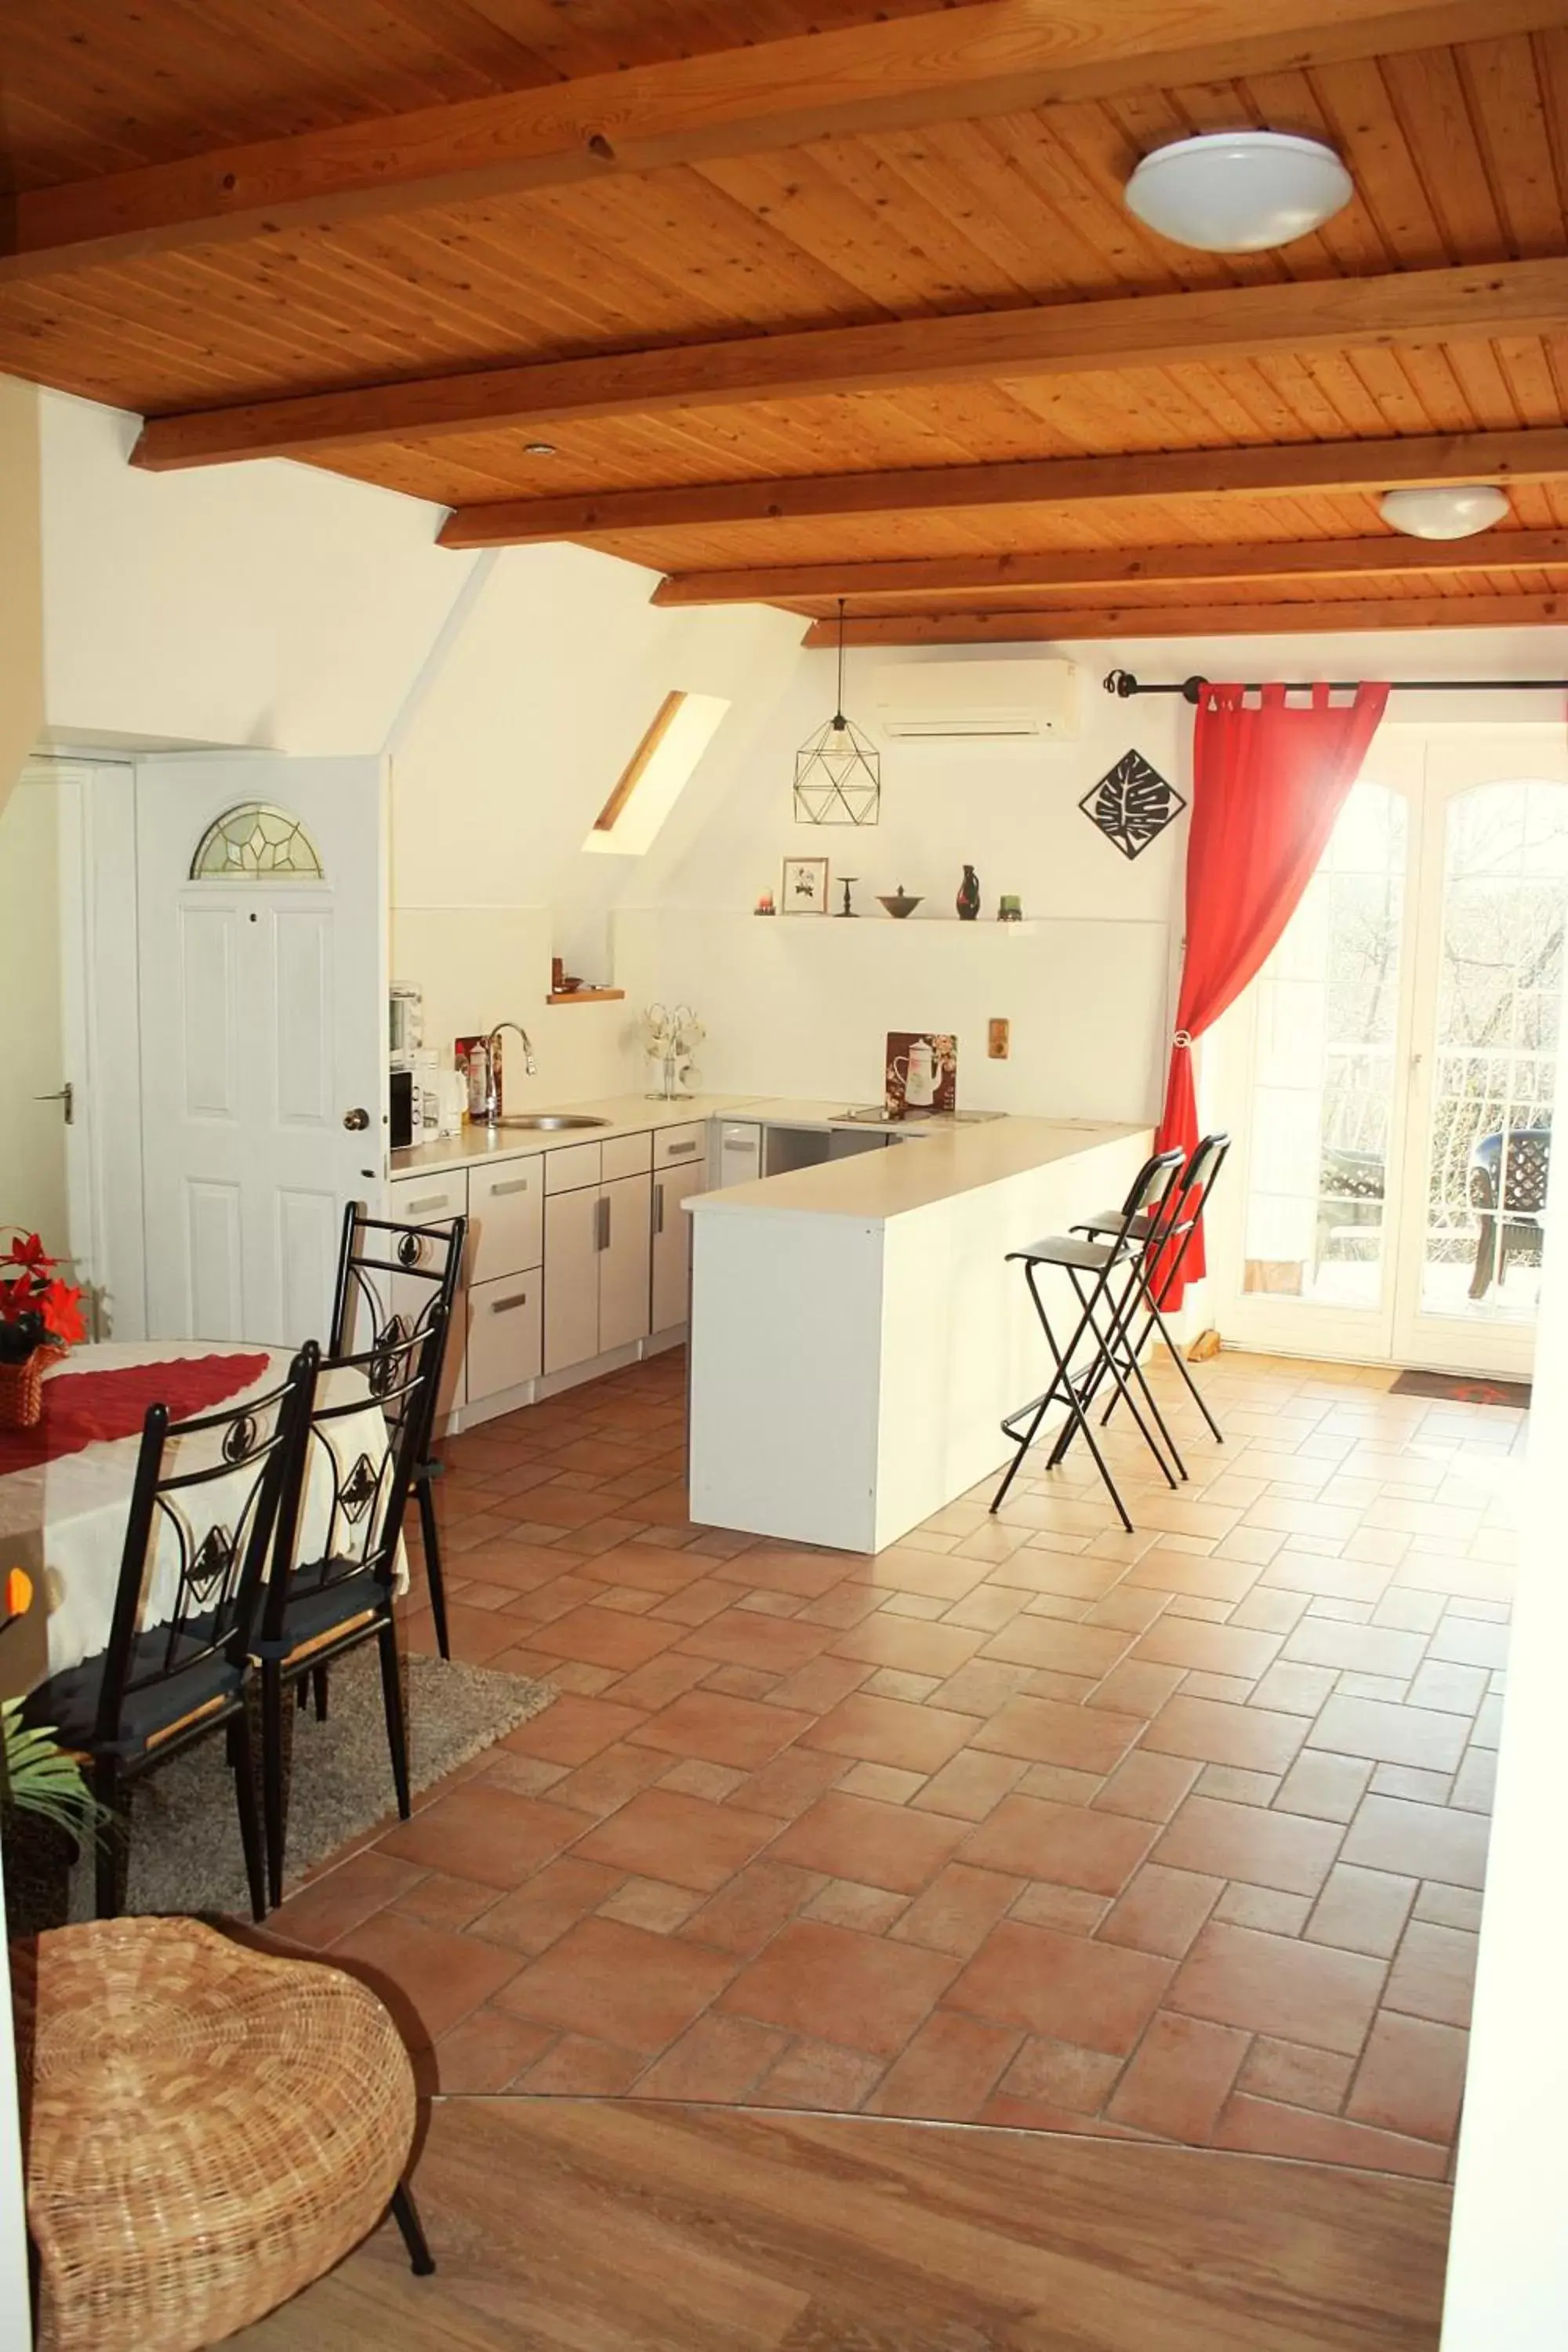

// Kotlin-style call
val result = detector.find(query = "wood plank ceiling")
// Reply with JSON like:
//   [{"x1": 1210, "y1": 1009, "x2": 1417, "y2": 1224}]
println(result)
[{"x1": 3, "y1": 0, "x2": 1567, "y2": 642}]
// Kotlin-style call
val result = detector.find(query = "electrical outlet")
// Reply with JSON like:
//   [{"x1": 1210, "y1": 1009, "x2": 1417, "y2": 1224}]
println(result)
[{"x1": 988, "y1": 1018, "x2": 1010, "y2": 1060}]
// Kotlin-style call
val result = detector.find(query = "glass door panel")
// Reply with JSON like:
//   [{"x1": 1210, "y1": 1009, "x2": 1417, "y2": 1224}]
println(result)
[
  {"x1": 1221, "y1": 780, "x2": 1410, "y2": 1354},
  {"x1": 1394, "y1": 776, "x2": 1568, "y2": 1370}
]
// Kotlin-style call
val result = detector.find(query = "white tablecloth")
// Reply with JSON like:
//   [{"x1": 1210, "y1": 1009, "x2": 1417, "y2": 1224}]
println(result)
[{"x1": 0, "y1": 1342, "x2": 405, "y2": 1678}]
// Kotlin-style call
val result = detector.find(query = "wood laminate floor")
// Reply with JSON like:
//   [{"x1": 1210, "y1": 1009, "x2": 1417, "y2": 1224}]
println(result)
[{"x1": 230, "y1": 2098, "x2": 1451, "y2": 2351}]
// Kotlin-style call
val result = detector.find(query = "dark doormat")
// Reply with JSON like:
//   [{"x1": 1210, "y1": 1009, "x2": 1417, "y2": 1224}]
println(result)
[{"x1": 1392, "y1": 1369, "x2": 1532, "y2": 1407}]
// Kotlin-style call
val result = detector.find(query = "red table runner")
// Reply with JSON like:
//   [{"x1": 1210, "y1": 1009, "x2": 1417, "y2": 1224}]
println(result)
[{"x1": 0, "y1": 1353, "x2": 272, "y2": 1476}]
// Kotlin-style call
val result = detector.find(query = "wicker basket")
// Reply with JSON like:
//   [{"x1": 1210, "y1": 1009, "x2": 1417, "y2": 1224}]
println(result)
[
  {"x1": 0, "y1": 1344, "x2": 64, "y2": 1431},
  {"x1": 13, "y1": 1916, "x2": 418, "y2": 2352}
]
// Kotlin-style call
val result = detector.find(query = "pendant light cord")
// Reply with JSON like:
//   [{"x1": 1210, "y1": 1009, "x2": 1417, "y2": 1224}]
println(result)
[{"x1": 836, "y1": 597, "x2": 847, "y2": 725}]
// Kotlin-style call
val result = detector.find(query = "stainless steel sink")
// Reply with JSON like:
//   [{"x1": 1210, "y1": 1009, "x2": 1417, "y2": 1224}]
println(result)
[{"x1": 492, "y1": 1113, "x2": 611, "y2": 1131}]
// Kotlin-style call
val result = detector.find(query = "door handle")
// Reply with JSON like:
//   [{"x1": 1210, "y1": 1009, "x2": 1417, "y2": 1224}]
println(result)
[
  {"x1": 490, "y1": 1177, "x2": 530, "y2": 1197},
  {"x1": 655, "y1": 1182, "x2": 666, "y2": 1236},
  {"x1": 491, "y1": 1290, "x2": 530, "y2": 1313},
  {"x1": 595, "y1": 1195, "x2": 611, "y2": 1252},
  {"x1": 343, "y1": 1107, "x2": 371, "y2": 1131},
  {"x1": 665, "y1": 1139, "x2": 698, "y2": 1158},
  {"x1": 34, "y1": 1083, "x2": 73, "y2": 1127}
]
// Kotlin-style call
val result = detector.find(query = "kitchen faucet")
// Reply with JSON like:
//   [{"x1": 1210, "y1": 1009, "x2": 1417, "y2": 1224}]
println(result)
[{"x1": 481, "y1": 1021, "x2": 538, "y2": 1124}]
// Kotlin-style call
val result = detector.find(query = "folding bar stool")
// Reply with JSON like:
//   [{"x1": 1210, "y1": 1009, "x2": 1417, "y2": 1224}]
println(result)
[
  {"x1": 990, "y1": 1149, "x2": 1185, "y2": 1534},
  {"x1": 1052, "y1": 1133, "x2": 1232, "y2": 1465}
]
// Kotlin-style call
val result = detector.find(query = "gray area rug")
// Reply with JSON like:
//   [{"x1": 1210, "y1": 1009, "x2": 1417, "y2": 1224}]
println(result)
[{"x1": 64, "y1": 1649, "x2": 554, "y2": 1922}]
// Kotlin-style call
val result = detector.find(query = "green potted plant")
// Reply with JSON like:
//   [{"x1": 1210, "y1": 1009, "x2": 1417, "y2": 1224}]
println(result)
[{"x1": 2, "y1": 1698, "x2": 103, "y2": 1933}]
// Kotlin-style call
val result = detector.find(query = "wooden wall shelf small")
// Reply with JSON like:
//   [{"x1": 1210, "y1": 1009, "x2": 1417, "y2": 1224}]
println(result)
[{"x1": 546, "y1": 988, "x2": 626, "y2": 1005}]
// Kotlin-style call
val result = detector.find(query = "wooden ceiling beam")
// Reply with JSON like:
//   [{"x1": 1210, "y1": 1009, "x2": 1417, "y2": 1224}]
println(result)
[
  {"x1": 5, "y1": 0, "x2": 1559, "y2": 285},
  {"x1": 654, "y1": 529, "x2": 1568, "y2": 607},
  {"x1": 800, "y1": 593, "x2": 1568, "y2": 645},
  {"x1": 438, "y1": 427, "x2": 1568, "y2": 547},
  {"x1": 133, "y1": 256, "x2": 1568, "y2": 470}
]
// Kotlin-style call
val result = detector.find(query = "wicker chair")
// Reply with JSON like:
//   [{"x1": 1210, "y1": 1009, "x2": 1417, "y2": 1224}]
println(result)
[{"x1": 12, "y1": 1915, "x2": 434, "y2": 2352}]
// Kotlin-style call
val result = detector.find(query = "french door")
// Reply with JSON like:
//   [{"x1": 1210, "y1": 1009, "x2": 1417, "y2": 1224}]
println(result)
[{"x1": 1209, "y1": 728, "x2": 1568, "y2": 1378}]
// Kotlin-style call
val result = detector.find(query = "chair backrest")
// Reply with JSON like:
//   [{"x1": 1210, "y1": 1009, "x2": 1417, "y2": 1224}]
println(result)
[
  {"x1": 1173, "y1": 1131, "x2": 1232, "y2": 1229},
  {"x1": 328, "y1": 1201, "x2": 466, "y2": 1361},
  {"x1": 1116, "y1": 1147, "x2": 1186, "y2": 1254},
  {"x1": 96, "y1": 1348, "x2": 317, "y2": 1746},
  {"x1": 263, "y1": 1304, "x2": 448, "y2": 1633}
]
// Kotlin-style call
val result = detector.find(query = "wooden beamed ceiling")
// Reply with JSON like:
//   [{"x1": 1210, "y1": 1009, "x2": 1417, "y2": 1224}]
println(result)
[{"x1": 3, "y1": 0, "x2": 1568, "y2": 644}]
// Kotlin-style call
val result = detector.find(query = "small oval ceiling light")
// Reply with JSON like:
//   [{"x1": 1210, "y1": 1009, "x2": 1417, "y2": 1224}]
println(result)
[
  {"x1": 1125, "y1": 130, "x2": 1353, "y2": 252},
  {"x1": 1379, "y1": 484, "x2": 1512, "y2": 540},
  {"x1": 523, "y1": 441, "x2": 557, "y2": 457}
]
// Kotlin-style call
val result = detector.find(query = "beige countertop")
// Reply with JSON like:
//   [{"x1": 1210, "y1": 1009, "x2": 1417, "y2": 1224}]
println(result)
[
  {"x1": 691, "y1": 1116, "x2": 1144, "y2": 1225},
  {"x1": 390, "y1": 1092, "x2": 1142, "y2": 1225}
]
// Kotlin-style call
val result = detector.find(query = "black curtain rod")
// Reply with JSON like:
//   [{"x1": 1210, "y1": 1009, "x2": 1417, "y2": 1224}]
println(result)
[{"x1": 1105, "y1": 668, "x2": 1568, "y2": 705}]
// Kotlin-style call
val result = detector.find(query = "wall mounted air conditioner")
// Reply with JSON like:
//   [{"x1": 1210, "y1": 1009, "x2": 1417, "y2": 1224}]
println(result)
[{"x1": 873, "y1": 659, "x2": 1080, "y2": 742}]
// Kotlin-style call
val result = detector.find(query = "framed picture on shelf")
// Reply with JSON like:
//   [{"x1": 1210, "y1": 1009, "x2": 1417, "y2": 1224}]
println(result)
[{"x1": 781, "y1": 855, "x2": 829, "y2": 915}]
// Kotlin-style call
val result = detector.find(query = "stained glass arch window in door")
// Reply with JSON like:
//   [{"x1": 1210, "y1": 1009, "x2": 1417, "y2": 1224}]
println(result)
[{"x1": 190, "y1": 803, "x2": 325, "y2": 881}]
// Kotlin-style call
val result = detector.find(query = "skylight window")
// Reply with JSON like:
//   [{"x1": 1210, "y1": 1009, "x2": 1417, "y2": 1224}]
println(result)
[{"x1": 584, "y1": 690, "x2": 730, "y2": 856}]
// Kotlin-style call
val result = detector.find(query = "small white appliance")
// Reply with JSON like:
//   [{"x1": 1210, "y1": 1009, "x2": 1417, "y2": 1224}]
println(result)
[
  {"x1": 389, "y1": 985, "x2": 423, "y2": 1066},
  {"x1": 719, "y1": 1122, "x2": 762, "y2": 1189}
]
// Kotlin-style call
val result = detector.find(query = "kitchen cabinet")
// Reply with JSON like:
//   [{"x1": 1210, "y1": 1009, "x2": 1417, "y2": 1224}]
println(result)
[
  {"x1": 544, "y1": 1185, "x2": 601, "y2": 1375},
  {"x1": 545, "y1": 1171, "x2": 652, "y2": 1372},
  {"x1": 652, "y1": 1158, "x2": 704, "y2": 1334},
  {"x1": 466, "y1": 1269, "x2": 542, "y2": 1401},
  {"x1": 600, "y1": 1173, "x2": 653, "y2": 1353},
  {"x1": 387, "y1": 1167, "x2": 469, "y2": 1419},
  {"x1": 468, "y1": 1155, "x2": 543, "y2": 1285}
]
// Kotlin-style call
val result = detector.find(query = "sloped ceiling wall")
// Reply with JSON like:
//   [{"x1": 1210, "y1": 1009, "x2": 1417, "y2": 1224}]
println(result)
[{"x1": 0, "y1": 377, "x2": 44, "y2": 817}]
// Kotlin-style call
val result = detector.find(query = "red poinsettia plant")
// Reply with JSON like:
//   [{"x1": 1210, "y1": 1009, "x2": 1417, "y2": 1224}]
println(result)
[{"x1": 0, "y1": 1233, "x2": 87, "y2": 1364}]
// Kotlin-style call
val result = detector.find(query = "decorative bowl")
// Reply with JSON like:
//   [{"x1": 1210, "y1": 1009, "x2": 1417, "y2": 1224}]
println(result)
[{"x1": 878, "y1": 890, "x2": 922, "y2": 920}]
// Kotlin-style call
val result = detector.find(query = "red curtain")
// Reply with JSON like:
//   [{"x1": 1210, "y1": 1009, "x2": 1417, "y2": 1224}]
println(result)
[{"x1": 1159, "y1": 679, "x2": 1389, "y2": 1305}]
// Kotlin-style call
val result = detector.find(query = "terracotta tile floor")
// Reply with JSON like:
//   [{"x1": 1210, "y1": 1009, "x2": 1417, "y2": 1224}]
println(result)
[{"x1": 267, "y1": 1343, "x2": 1520, "y2": 2180}]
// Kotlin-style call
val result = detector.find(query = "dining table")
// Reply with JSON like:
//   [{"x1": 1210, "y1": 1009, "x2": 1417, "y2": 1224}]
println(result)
[{"x1": 0, "y1": 1341, "x2": 405, "y2": 1684}]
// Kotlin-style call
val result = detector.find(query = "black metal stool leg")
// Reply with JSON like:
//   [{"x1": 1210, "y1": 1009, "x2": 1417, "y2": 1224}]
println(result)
[
  {"x1": 1065, "y1": 1266, "x2": 1181, "y2": 1489},
  {"x1": 1014, "y1": 1262, "x2": 1134, "y2": 1532},
  {"x1": 416, "y1": 1465, "x2": 452, "y2": 1661},
  {"x1": 389, "y1": 2181, "x2": 436, "y2": 2276}
]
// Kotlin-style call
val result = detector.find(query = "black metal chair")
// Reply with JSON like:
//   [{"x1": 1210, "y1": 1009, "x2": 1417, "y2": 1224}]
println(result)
[
  {"x1": 1058, "y1": 1131, "x2": 1232, "y2": 1457},
  {"x1": 991, "y1": 1149, "x2": 1186, "y2": 1534},
  {"x1": 21, "y1": 1351, "x2": 316, "y2": 1922},
  {"x1": 328, "y1": 1203, "x2": 467, "y2": 1661},
  {"x1": 254, "y1": 1305, "x2": 448, "y2": 1908},
  {"x1": 1468, "y1": 1126, "x2": 1550, "y2": 1298}
]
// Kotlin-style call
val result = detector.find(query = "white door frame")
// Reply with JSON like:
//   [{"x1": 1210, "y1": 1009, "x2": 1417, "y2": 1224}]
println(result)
[{"x1": 1209, "y1": 721, "x2": 1568, "y2": 1376}]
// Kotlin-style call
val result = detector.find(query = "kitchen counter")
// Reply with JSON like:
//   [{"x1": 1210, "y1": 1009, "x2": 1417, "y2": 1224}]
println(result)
[
  {"x1": 390, "y1": 1094, "x2": 751, "y2": 1179},
  {"x1": 693, "y1": 1114, "x2": 1138, "y2": 1225}
]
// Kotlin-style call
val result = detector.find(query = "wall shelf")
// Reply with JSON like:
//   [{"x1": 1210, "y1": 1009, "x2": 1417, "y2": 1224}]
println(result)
[{"x1": 546, "y1": 987, "x2": 626, "y2": 1005}]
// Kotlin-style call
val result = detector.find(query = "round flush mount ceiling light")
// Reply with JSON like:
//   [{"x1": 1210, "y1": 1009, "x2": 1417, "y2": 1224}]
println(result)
[
  {"x1": 523, "y1": 441, "x2": 557, "y2": 456},
  {"x1": 1379, "y1": 484, "x2": 1512, "y2": 539},
  {"x1": 1125, "y1": 131, "x2": 1353, "y2": 252}
]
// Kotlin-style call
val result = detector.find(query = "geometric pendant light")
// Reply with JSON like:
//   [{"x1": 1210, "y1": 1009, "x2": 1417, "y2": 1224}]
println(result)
[{"x1": 793, "y1": 599, "x2": 881, "y2": 826}]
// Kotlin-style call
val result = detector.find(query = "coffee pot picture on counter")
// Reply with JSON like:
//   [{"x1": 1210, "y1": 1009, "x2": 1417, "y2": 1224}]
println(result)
[
  {"x1": 885, "y1": 1031, "x2": 958, "y2": 1118},
  {"x1": 956, "y1": 865, "x2": 981, "y2": 920}
]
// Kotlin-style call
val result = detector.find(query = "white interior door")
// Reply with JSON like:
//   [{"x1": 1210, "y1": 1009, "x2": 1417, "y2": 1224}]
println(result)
[
  {"x1": 1209, "y1": 725, "x2": 1568, "y2": 1380},
  {"x1": 136, "y1": 756, "x2": 387, "y2": 1346}
]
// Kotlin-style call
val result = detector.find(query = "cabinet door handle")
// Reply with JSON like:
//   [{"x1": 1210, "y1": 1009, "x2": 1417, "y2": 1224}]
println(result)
[
  {"x1": 490, "y1": 1290, "x2": 530, "y2": 1313},
  {"x1": 407, "y1": 1192, "x2": 448, "y2": 1214},
  {"x1": 595, "y1": 1196, "x2": 610, "y2": 1252},
  {"x1": 489, "y1": 1177, "x2": 530, "y2": 1197},
  {"x1": 664, "y1": 1139, "x2": 698, "y2": 1158},
  {"x1": 655, "y1": 1181, "x2": 665, "y2": 1236}
]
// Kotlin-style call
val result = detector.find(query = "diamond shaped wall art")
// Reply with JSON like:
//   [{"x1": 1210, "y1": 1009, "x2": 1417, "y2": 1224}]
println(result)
[{"x1": 1080, "y1": 749, "x2": 1186, "y2": 860}]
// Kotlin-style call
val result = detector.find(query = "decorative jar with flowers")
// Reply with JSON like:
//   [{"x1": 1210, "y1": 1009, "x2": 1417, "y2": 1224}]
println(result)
[{"x1": 0, "y1": 1234, "x2": 87, "y2": 1431}]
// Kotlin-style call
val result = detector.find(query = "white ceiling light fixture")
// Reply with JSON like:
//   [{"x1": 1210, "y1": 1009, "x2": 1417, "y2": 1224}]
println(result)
[
  {"x1": 1379, "y1": 485, "x2": 1512, "y2": 540},
  {"x1": 1125, "y1": 131, "x2": 1353, "y2": 252}
]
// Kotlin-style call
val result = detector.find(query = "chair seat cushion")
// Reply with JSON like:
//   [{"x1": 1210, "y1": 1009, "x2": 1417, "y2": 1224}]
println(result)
[
  {"x1": 13, "y1": 1916, "x2": 415, "y2": 2352},
  {"x1": 1008, "y1": 1234, "x2": 1117, "y2": 1272},
  {"x1": 266, "y1": 1563, "x2": 389, "y2": 1662},
  {"x1": 24, "y1": 1619, "x2": 240, "y2": 1758}
]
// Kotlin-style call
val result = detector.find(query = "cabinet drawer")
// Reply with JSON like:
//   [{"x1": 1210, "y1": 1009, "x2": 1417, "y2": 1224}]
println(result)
[
  {"x1": 390, "y1": 1172, "x2": 467, "y2": 1224},
  {"x1": 543, "y1": 1140, "x2": 603, "y2": 1194},
  {"x1": 653, "y1": 1123, "x2": 706, "y2": 1171},
  {"x1": 466, "y1": 1271, "x2": 543, "y2": 1403},
  {"x1": 469, "y1": 1154, "x2": 543, "y2": 1283},
  {"x1": 602, "y1": 1129, "x2": 652, "y2": 1180}
]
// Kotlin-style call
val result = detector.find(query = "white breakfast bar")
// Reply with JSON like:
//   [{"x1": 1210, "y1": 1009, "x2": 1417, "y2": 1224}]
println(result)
[{"x1": 687, "y1": 1116, "x2": 1149, "y2": 1555}]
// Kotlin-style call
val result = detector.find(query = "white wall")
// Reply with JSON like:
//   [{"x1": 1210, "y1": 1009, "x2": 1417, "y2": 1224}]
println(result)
[
  {"x1": 389, "y1": 542, "x2": 801, "y2": 1101},
  {"x1": 38, "y1": 392, "x2": 474, "y2": 754},
  {"x1": 1440, "y1": 979, "x2": 1568, "y2": 2346},
  {"x1": 0, "y1": 376, "x2": 44, "y2": 814}
]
